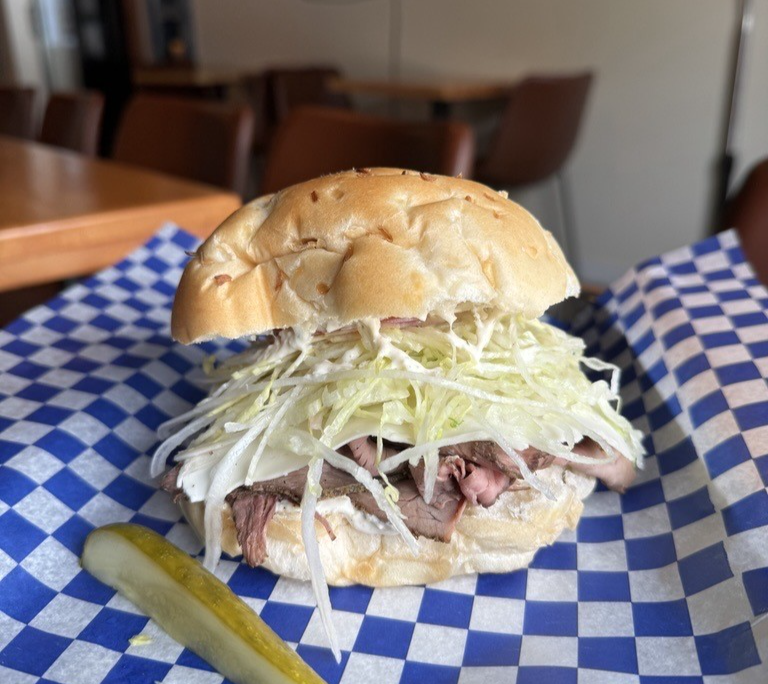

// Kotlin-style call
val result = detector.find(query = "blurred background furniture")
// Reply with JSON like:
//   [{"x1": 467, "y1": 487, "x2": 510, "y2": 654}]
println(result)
[
  {"x1": 720, "y1": 157, "x2": 768, "y2": 285},
  {"x1": 267, "y1": 66, "x2": 350, "y2": 128},
  {"x1": 132, "y1": 65, "x2": 248, "y2": 98},
  {"x1": 39, "y1": 91, "x2": 105, "y2": 156},
  {"x1": 71, "y1": 0, "x2": 133, "y2": 155},
  {"x1": 475, "y1": 73, "x2": 594, "y2": 261},
  {"x1": 260, "y1": 105, "x2": 475, "y2": 194},
  {"x1": 112, "y1": 94, "x2": 255, "y2": 197},
  {"x1": 0, "y1": 87, "x2": 36, "y2": 139},
  {"x1": 242, "y1": 72, "x2": 269, "y2": 154},
  {"x1": 3, "y1": 1, "x2": 764, "y2": 295},
  {"x1": 0, "y1": 135, "x2": 240, "y2": 295},
  {"x1": 69, "y1": 0, "x2": 199, "y2": 152},
  {"x1": 121, "y1": 0, "x2": 196, "y2": 68},
  {"x1": 329, "y1": 76, "x2": 514, "y2": 119}
]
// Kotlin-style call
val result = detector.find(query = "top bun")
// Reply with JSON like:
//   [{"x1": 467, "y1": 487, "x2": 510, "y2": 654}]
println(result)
[{"x1": 172, "y1": 168, "x2": 579, "y2": 343}]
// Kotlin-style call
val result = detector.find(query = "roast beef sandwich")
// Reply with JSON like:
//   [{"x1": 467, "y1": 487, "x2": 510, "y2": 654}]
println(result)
[{"x1": 153, "y1": 168, "x2": 643, "y2": 648}]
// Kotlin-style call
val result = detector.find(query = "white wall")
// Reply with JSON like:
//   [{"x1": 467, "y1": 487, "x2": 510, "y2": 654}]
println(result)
[
  {"x1": 192, "y1": 0, "x2": 390, "y2": 78},
  {"x1": 193, "y1": 0, "x2": 768, "y2": 285}
]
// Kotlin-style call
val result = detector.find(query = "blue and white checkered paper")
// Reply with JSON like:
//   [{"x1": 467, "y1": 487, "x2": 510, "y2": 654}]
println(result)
[{"x1": 1, "y1": 224, "x2": 767, "y2": 684}]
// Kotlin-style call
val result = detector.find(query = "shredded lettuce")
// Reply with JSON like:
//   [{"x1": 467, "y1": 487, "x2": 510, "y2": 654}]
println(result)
[
  {"x1": 300, "y1": 457, "x2": 340, "y2": 661},
  {"x1": 153, "y1": 310, "x2": 645, "y2": 651},
  {"x1": 155, "y1": 310, "x2": 646, "y2": 506}
]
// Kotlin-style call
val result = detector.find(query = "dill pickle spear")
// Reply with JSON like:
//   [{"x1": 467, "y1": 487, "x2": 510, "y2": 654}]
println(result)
[{"x1": 81, "y1": 524, "x2": 325, "y2": 684}]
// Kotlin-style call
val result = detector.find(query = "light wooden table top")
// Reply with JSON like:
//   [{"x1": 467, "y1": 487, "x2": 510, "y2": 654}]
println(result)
[
  {"x1": 0, "y1": 136, "x2": 241, "y2": 292},
  {"x1": 328, "y1": 77, "x2": 515, "y2": 103}
]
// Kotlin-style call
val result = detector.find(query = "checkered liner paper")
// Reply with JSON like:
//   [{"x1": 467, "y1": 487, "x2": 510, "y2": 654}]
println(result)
[{"x1": 1, "y1": 225, "x2": 767, "y2": 684}]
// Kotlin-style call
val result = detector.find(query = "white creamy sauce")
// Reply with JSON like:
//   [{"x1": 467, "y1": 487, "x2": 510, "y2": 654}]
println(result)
[
  {"x1": 357, "y1": 318, "x2": 432, "y2": 373},
  {"x1": 308, "y1": 359, "x2": 355, "y2": 376},
  {"x1": 377, "y1": 336, "x2": 435, "y2": 373}
]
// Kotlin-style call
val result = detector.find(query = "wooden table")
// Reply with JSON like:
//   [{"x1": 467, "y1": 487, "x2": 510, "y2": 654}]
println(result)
[
  {"x1": 328, "y1": 77, "x2": 514, "y2": 118},
  {"x1": 0, "y1": 136, "x2": 241, "y2": 292},
  {"x1": 133, "y1": 66, "x2": 249, "y2": 97}
]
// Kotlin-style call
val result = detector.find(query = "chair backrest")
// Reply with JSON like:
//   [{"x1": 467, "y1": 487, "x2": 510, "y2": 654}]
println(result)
[
  {"x1": 40, "y1": 91, "x2": 105, "y2": 156},
  {"x1": 266, "y1": 67, "x2": 348, "y2": 126},
  {"x1": 112, "y1": 94, "x2": 255, "y2": 196},
  {"x1": 721, "y1": 158, "x2": 768, "y2": 285},
  {"x1": 260, "y1": 105, "x2": 475, "y2": 195},
  {"x1": 0, "y1": 87, "x2": 36, "y2": 139},
  {"x1": 479, "y1": 73, "x2": 594, "y2": 186}
]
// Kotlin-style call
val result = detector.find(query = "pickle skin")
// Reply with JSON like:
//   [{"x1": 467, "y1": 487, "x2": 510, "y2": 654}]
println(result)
[{"x1": 81, "y1": 523, "x2": 327, "y2": 684}]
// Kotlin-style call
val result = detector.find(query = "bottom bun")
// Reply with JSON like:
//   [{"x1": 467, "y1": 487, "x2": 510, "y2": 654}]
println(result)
[{"x1": 180, "y1": 465, "x2": 595, "y2": 587}]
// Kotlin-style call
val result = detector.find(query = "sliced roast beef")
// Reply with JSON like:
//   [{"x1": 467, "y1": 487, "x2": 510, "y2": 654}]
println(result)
[
  {"x1": 517, "y1": 447, "x2": 558, "y2": 472},
  {"x1": 159, "y1": 464, "x2": 184, "y2": 503},
  {"x1": 441, "y1": 440, "x2": 635, "y2": 493},
  {"x1": 225, "y1": 489, "x2": 278, "y2": 567},
  {"x1": 409, "y1": 453, "x2": 512, "y2": 508},
  {"x1": 225, "y1": 485, "x2": 339, "y2": 567},
  {"x1": 349, "y1": 477, "x2": 466, "y2": 543},
  {"x1": 444, "y1": 456, "x2": 512, "y2": 507},
  {"x1": 346, "y1": 437, "x2": 401, "y2": 475},
  {"x1": 554, "y1": 438, "x2": 636, "y2": 493},
  {"x1": 408, "y1": 458, "x2": 467, "y2": 509},
  {"x1": 244, "y1": 463, "x2": 369, "y2": 503},
  {"x1": 160, "y1": 433, "x2": 635, "y2": 568},
  {"x1": 347, "y1": 438, "x2": 377, "y2": 473},
  {"x1": 439, "y1": 441, "x2": 555, "y2": 481},
  {"x1": 319, "y1": 464, "x2": 371, "y2": 497},
  {"x1": 244, "y1": 467, "x2": 308, "y2": 503}
]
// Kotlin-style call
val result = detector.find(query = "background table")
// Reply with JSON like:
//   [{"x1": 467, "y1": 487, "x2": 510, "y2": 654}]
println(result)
[
  {"x1": 0, "y1": 136, "x2": 241, "y2": 293},
  {"x1": 328, "y1": 77, "x2": 514, "y2": 118},
  {"x1": 132, "y1": 66, "x2": 249, "y2": 98}
]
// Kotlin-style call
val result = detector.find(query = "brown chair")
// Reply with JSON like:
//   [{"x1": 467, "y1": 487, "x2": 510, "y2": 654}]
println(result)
[
  {"x1": 112, "y1": 94, "x2": 255, "y2": 196},
  {"x1": 266, "y1": 66, "x2": 349, "y2": 127},
  {"x1": 261, "y1": 105, "x2": 474, "y2": 194},
  {"x1": 0, "y1": 87, "x2": 36, "y2": 139},
  {"x1": 40, "y1": 91, "x2": 105, "y2": 156},
  {"x1": 476, "y1": 73, "x2": 594, "y2": 260},
  {"x1": 721, "y1": 159, "x2": 768, "y2": 285}
]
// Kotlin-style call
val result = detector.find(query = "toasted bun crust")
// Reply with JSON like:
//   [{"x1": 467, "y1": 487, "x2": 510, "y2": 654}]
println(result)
[
  {"x1": 172, "y1": 168, "x2": 579, "y2": 343},
  {"x1": 179, "y1": 466, "x2": 594, "y2": 586}
]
